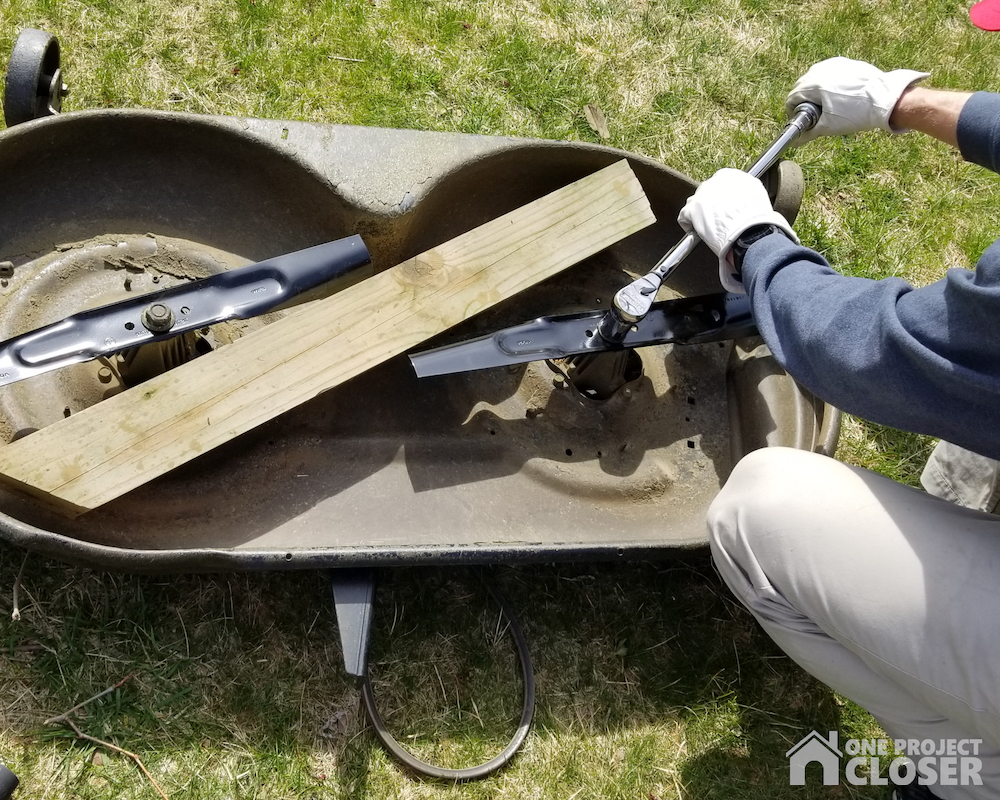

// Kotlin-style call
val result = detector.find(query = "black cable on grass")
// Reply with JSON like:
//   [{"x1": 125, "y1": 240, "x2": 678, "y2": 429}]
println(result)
[{"x1": 360, "y1": 569, "x2": 535, "y2": 781}]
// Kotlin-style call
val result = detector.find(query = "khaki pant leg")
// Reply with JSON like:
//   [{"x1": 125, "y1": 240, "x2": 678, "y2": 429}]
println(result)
[
  {"x1": 709, "y1": 447, "x2": 1000, "y2": 800},
  {"x1": 922, "y1": 440, "x2": 1000, "y2": 514}
]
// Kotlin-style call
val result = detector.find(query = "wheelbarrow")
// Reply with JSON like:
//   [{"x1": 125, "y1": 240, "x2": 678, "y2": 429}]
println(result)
[{"x1": 0, "y1": 28, "x2": 839, "y2": 784}]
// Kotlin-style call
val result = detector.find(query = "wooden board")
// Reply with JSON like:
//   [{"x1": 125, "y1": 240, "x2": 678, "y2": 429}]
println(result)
[{"x1": 0, "y1": 159, "x2": 655, "y2": 514}]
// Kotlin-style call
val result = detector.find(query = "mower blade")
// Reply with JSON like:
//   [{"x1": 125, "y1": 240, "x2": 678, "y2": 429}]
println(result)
[
  {"x1": 410, "y1": 292, "x2": 757, "y2": 377},
  {"x1": 0, "y1": 235, "x2": 371, "y2": 388}
]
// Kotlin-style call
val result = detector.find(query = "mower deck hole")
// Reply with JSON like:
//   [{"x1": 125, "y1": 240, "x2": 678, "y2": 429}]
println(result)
[
  {"x1": 687, "y1": 440, "x2": 695, "y2": 449},
  {"x1": 281, "y1": 128, "x2": 289, "y2": 140},
  {"x1": 124, "y1": 322, "x2": 134, "y2": 331},
  {"x1": 284, "y1": 552, "x2": 292, "y2": 561},
  {"x1": 687, "y1": 396, "x2": 696, "y2": 405},
  {"x1": 565, "y1": 448, "x2": 573, "y2": 456}
]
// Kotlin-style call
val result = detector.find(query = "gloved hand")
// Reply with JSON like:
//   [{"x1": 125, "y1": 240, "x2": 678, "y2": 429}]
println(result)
[
  {"x1": 786, "y1": 57, "x2": 930, "y2": 144},
  {"x1": 678, "y1": 168, "x2": 798, "y2": 293}
]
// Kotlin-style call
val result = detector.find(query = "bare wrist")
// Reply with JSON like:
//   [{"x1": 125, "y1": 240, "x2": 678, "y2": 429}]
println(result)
[
  {"x1": 889, "y1": 85, "x2": 932, "y2": 130},
  {"x1": 889, "y1": 85, "x2": 972, "y2": 147}
]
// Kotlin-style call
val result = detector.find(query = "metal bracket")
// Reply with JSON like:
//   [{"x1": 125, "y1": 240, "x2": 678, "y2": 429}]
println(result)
[{"x1": 329, "y1": 569, "x2": 376, "y2": 679}]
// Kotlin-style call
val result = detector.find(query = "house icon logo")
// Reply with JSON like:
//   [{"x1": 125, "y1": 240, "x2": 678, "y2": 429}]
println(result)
[{"x1": 786, "y1": 730, "x2": 842, "y2": 785}]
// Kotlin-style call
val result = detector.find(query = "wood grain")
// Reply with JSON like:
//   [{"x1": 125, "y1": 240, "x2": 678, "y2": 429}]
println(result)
[{"x1": 0, "y1": 159, "x2": 655, "y2": 513}]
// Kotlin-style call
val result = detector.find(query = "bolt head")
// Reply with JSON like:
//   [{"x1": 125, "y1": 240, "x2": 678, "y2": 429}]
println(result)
[{"x1": 141, "y1": 302, "x2": 175, "y2": 333}]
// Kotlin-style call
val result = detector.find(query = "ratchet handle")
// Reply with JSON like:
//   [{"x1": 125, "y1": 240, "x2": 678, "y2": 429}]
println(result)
[
  {"x1": 746, "y1": 101, "x2": 820, "y2": 179},
  {"x1": 600, "y1": 101, "x2": 821, "y2": 341}
]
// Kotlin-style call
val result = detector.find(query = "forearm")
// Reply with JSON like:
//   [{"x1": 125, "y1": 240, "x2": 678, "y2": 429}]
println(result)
[
  {"x1": 888, "y1": 85, "x2": 974, "y2": 148},
  {"x1": 741, "y1": 233, "x2": 1000, "y2": 461}
]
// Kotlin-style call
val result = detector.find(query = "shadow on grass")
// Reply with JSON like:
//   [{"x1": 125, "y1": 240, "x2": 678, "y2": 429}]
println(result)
[{"x1": 0, "y1": 548, "x2": 887, "y2": 798}]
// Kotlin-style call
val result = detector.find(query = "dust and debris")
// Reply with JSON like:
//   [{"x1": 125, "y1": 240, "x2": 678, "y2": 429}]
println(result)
[
  {"x1": 316, "y1": 689, "x2": 361, "y2": 746},
  {"x1": 42, "y1": 234, "x2": 239, "y2": 284},
  {"x1": 584, "y1": 103, "x2": 611, "y2": 140},
  {"x1": 317, "y1": 707, "x2": 354, "y2": 741},
  {"x1": 103, "y1": 257, "x2": 146, "y2": 274}
]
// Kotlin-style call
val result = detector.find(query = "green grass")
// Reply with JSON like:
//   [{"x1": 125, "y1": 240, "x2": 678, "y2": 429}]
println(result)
[
  {"x1": 2, "y1": 0, "x2": 999, "y2": 796},
  {"x1": 0, "y1": 558, "x2": 866, "y2": 799}
]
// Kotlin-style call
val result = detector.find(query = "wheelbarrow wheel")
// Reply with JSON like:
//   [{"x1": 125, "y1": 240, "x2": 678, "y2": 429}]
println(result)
[
  {"x1": 0, "y1": 763, "x2": 19, "y2": 799},
  {"x1": 3, "y1": 28, "x2": 66, "y2": 127}
]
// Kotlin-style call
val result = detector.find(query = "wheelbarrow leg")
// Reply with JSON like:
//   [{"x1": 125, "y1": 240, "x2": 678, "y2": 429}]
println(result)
[{"x1": 328, "y1": 569, "x2": 375, "y2": 679}]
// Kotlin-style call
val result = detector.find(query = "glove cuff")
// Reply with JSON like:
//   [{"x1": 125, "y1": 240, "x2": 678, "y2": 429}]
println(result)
[
  {"x1": 879, "y1": 69, "x2": 931, "y2": 133},
  {"x1": 718, "y1": 212, "x2": 799, "y2": 294}
]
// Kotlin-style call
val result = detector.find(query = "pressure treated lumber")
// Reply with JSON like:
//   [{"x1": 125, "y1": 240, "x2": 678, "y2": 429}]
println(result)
[{"x1": 0, "y1": 160, "x2": 655, "y2": 514}]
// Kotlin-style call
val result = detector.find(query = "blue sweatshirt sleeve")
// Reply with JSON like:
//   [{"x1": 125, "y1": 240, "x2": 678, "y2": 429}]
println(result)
[{"x1": 740, "y1": 91, "x2": 1000, "y2": 461}]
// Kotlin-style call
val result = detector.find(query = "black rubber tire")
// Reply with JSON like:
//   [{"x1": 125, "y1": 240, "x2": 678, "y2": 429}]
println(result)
[
  {"x1": 3, "y1": 28, "x2": 62, "y2": 127},
  {"x1": 0, "y1": 763, "x2": 19, "y2": 799}
]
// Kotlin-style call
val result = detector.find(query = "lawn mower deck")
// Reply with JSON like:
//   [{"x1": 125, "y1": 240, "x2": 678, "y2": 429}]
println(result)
[{"x1": 0, "y1": 108, "x2": 837, "y2": 571}]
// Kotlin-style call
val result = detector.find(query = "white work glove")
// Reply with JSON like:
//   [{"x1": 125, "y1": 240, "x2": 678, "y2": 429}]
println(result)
[
  {"x1": 678, "y1": 168, "x2": 798, "y2": 294},
  {"x1": 786, "y1": 57, "x2": 930, "y2": 144}
]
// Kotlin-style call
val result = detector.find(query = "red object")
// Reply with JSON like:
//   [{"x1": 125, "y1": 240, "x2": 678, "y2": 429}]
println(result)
[{"x1": 971, "y1": 0, "x2": 1000, "y2": 31}]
